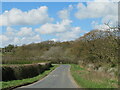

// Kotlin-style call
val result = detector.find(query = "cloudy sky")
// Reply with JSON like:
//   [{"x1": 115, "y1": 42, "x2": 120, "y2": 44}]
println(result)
[{"x1": 0, "y1": 0, "x2": 118, "y2": 47}]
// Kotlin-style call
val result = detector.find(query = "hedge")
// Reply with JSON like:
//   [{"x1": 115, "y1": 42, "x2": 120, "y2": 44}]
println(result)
[{"x1": 2, "y1": 62, "x2": 52, "y2": 81}]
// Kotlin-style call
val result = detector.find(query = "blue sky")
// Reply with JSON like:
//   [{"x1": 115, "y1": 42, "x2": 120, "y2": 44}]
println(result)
[
  {"x1": 1, "y1": 2, "x2": 97, "y2": 30},
  {"x1": 0, "y1": 1, "x2": 118, "y2": 47}
]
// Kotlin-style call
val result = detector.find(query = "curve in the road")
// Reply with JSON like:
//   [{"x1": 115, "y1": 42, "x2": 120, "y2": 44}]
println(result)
[{"x1": 16, "y1": 65, "x2": 78, "y2": 88}]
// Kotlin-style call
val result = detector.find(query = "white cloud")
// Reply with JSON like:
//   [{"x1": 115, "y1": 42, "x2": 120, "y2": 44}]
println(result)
[
  {"x1": 56, "y1": 27, "x2": 84, "y2": 41},
  {"x1": 75, "y1": 2, "x2": 118, "y2": 30},
  {"x1": 6, "y1": 27, "x2": 16, "y2": 36},
  {"x1": 75, "y1": 2, "x2": 118, "y2": 19},
  {"x1": 101, "y1": 15, "x2": 118, "y2": 26},
  {"x1": 58, "y1": 5, "x2": 73, "y2": 19},
  {"x1": 91, "y1": 21, "x2": 110, "y2": 30},
  {"x1": 50, "y1": 38, "x2": 58, "y2": 42},
  {"x1": 35, "y1": 19, "x2": 72, "y2": 34},
  {"x1": 13, "y1": 37, "x2": 20, "y2": 44},
  {"x1": 58, "y1": 9, "x2": 69, "y2": 19},
  {"x1": 31, "y1": 35, "x2": 41, "y2": 42},
  {"x1": 1, "y1": 27, "x2": 41, "y2": 47},
  {"x1": 35, "y1": 16, "x2": 84, "y2": 41},
  {"x1": 17, "y1": 27, "x2": 34, "y2": 37},
  {"x1": 0, "y1": 35, "x2": 9, "y2": 42},
  {"x1": 0, "y1": 6, "x2": 53, "y2": 26},
  {"x1": 46, "y1": 27, "x2": 83, "y2": 42},
  {"x1": 94, "y1": 0, "x2": 119, "y2": 2},
  {"x1": 0, "y1": 35, "x2": 9, "y2": 47},
  {"x1": 15, "y1": 34, "x2": 41, "y2": 45}
]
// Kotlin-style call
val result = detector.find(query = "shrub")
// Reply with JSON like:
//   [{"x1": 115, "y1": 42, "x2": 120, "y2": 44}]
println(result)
[
  {"x1": 2, "y1": 62, "x2": 51, "y2": 81},
  {"x1": 2, "y1": 66, "x2": 16, "y2": 81}
]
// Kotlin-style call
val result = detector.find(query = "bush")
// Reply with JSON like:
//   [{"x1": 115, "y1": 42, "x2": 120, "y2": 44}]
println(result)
[
  {"x1": 2, "y1": 62, "x2": 52, "y2": 81},
  {"x1": 2, "y1": 67, "x2": 16, "y2": 81}
]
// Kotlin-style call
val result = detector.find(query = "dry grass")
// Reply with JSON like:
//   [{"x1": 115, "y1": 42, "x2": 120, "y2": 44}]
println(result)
[{"x1": 71, "y1": 64, "x2": 118, "y2": 88}]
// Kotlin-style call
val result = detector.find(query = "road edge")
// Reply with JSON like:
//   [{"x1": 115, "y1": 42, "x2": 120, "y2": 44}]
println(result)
[
  {"x1": 69, "y1": 65, "x2": 81, "y2": 88},
  {"x1": 18, "y1": 64, "x2": 60, "y2": 88},
  {"x1": 3, "y1": 65, "x2": 59, "y2": 90}
]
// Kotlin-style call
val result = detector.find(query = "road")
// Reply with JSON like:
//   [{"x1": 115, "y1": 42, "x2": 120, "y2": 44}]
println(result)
[{"x1": 16, "y1": 65, "x2": 78, "y2": 88}]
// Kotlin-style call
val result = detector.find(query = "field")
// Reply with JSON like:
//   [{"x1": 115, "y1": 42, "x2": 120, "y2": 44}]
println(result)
[
  {"x1": 0, "y1": 65, "x2": 58, "y2": 90},
  {"x1": 70, "y1": 64, "x2": 118, "y2": 88}
]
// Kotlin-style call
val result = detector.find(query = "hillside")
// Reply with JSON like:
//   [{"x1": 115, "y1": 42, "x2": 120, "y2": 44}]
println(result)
[{"x1": 1, "y1": 29, "x2": 119, "y2": 76}]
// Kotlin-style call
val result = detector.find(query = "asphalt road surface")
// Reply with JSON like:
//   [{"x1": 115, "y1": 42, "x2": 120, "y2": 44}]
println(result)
[{"x1": 16, "y1": 65, "x2": 78, "y2": 88}]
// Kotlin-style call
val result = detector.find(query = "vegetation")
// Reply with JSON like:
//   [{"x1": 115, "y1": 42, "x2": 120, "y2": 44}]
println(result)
[
  {"x1": 2, "y1": 29, "x2": 118, "y2": 68},
  {"x1": 1, "y1": 25, "x2": 119, "y2": 88},
  {"x1": 0, "y1": 52, "x2": 2, "y2": 56},
  {"x1": 2, "y1": 62, "x2": 51, "y2": 81},
  {"x1": 70, "y1": 64, "x2": 118, "y2": 88},
  {"x1": 0, "y1": 65, "x2": 58, "y2": 90},
  {"x1": 2, "y1": 60, "x2": 49, "y2": 65}
]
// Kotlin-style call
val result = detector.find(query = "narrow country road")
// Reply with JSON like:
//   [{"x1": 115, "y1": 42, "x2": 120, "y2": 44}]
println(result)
[{"x1": 16, "y1": 65, "x2": 78, "y2": 88}]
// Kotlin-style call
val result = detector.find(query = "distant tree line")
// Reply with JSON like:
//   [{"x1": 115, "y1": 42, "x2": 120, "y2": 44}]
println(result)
[{"x1": 1, "y1": 44, "x2": 17, "y2": 53}]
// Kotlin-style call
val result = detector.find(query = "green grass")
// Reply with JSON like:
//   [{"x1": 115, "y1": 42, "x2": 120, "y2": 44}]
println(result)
[
  {"x1": 0, "y1": 65, "x2": 58, "y2": 90},
  {"x1": 0, "y1": 52, "x2": 2, "y2": 56},
  {"x1": 70, "y1": 64, "x2": 118, "y2": 88}
]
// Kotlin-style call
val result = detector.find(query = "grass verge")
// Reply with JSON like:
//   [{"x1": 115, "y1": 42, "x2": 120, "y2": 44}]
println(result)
[
  {"x1": 0, "y1": 64, "x2": 58, "y2": 90},
  {"x1": 70, "y1": 64, "x2": 118, "y2": 88}
]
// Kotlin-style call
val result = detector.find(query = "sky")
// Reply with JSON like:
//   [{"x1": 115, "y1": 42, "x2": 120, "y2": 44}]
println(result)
[{"x1": 0, "y1": 0, "x2": 118, "y2": 47}]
